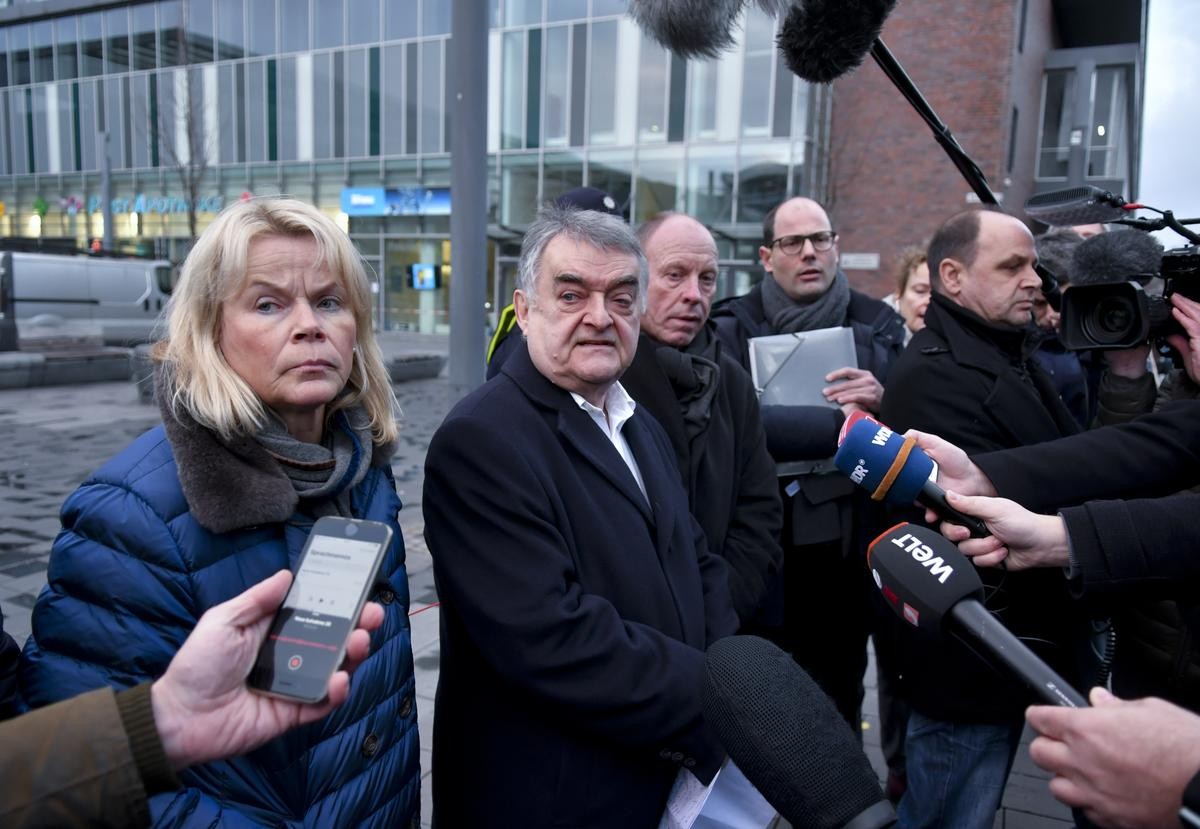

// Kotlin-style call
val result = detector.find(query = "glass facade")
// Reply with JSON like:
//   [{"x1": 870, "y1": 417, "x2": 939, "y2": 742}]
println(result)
[{"x1": 0, "y1": 0, "x2": 825, "y2": 334}]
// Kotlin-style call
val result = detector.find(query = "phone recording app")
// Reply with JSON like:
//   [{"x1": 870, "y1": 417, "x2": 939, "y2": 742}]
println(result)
[{"x1": 254, "y1": 532, "x2": 383, "y2": 697}]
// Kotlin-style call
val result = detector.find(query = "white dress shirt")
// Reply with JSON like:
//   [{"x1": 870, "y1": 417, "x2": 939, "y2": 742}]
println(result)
[{"x1": 570, "y1": 382, "x2": 648, "y2": 503}]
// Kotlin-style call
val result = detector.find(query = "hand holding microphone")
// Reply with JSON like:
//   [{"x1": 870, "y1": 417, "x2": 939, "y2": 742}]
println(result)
[
  {"x1": 833, "y1": 416, "x2": 990, "y2": 538},
  {"x1": 938, "y1": 492, "x2": 1071, "y2": 571}
]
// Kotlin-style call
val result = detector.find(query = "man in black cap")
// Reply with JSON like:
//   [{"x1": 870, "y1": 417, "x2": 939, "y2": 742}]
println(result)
[{"x1": 487, "y1": 187, "x2": 625, "y2": 378}]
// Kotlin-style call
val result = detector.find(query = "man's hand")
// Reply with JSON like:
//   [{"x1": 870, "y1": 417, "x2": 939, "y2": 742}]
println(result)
[
  {"x1": 1167, "y1": 293, "x2": 1200, "y2": 385},
  {"x1": 938, "y1": 492, "x2": 1070, "y2": 570},
  {"x1": 1103, "y1": 343, "x2": 1151, "y2": 379},
  {"x1": 1027, "y1": 688, "x2": 1200, "y2": 829},
  {"x1": 904, "y1": 430, "x2": 997, "y2": 527},
  {"x1": 824, "y1": 367, "x2": 884, "y2": 413},
  {"x1": 151, "y1": 570, "x2": 385, "y2": 771}
]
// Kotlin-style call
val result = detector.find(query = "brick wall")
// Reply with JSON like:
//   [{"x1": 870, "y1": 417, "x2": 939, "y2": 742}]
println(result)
[{"x1": 825, "y1": 0, "x2": 1035, "y2": 299}]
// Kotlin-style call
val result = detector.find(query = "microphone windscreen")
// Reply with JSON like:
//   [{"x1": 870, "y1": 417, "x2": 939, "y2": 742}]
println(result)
[
  {"x1": 627, "y1": 0, "x2": 747, "y2": 59},
  {"x1": 834, "y1": 419, "x2": 934, "y2": 505},
  {"x1": 778, "y1": 0, "x2": 898, "y2": 84},
  {"x1": 837, "y1": 409, "x2": 880, "y2": 447},
  {"x1": 867, "y1": 523, "x2": 983, "y2": 633},
  {"x1": 1071, "y1": 229, "x2": 1163, "y2": 286},
  {"x1": 703, "y1": 636, "x2": 890, "y2": 828}
]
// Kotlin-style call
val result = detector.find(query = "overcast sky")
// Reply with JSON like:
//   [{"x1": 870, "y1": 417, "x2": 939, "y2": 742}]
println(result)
[{"x1": 1139, "y1": 0, "x2": 1200, "y2": 248}]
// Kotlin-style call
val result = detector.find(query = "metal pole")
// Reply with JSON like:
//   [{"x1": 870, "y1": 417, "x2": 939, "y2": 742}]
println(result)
[
  {"x1": 101, "y1": 131, "x2": 114, "y2": 252},
  {"x1": 448, "y1": 0, "x2": 488, "y2": 400}
]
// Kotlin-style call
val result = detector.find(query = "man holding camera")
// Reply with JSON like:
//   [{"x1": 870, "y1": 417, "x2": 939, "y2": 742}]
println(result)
[{"x1": 880, "y1": 206, "x2": 1085, "y2": 829}]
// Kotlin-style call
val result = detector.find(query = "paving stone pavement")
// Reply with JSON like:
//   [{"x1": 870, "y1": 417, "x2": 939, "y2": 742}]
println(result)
[{"x1": 0, "y1": 357, "x2": 1070, "y2": 828}]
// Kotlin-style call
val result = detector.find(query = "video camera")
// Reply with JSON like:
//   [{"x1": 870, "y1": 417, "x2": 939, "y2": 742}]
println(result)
[{"x1": 1025, "y1": 185, "x2": 1200, "y2": 350}]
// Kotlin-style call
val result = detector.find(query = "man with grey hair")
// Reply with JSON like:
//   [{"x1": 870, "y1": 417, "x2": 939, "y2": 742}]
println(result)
[{"x1": 423, "y1": 206, "x2": 739, "y2": 826}]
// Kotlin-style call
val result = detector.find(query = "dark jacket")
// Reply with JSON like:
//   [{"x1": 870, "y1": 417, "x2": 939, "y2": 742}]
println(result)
[
  {"x1": 18, "y1": 410, "x2": 420, "y2": 828},
  {"x1": 423, "y1": 341, "x2": 738, "y2": 828},
  {"x1": 1031, "y1": 332, "x2": 1090, "y2": 428},
  {"x1": 881, "y1": 294, "x2": 1084, "y2": 723},
  {"x1": 711, "y1": 279, "x2": 906, "y2": 549},
  {"x1": 0, "y1": 605, "x2": 17, "y2": 721},
  {"x1": 620, "y1": 328, "x2": 783, "y2": 623}
]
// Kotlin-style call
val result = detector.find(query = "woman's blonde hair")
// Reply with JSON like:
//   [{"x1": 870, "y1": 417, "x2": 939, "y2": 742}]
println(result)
[{"x1": 154, "y1": 197, "x2": 398, "y2": 446}]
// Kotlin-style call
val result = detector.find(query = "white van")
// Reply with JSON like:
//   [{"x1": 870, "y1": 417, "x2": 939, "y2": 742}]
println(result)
[{"x1": 8, "y1": 251, "x2": 174, "y2": 346}]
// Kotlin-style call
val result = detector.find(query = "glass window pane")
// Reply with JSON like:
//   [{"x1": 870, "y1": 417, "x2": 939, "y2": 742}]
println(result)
[
  {"x1": 1037, "y1": 69, "x2": 1073, "y2": 179},
  {"x1": 543, "y1": 152, "x2": 584, "y2": 203},
  {"x1": 186, "y1": 0, "x2": 215, "y2": 63},
  {"x1": 634, "y1": 148, "x2": 681, "y2": 221},
  {"x1": 55, "y1": 18, "x2": 78, "y2": 80},
  {"x1": 548, "y1": 0, "x2": 588, "y2": 22},
  {"x1": 383, "y1": 44, "x2": 404, "y2": 154},
  {"x1": 405, "y1": 42, "x2": 418, "y2": 153},
  {"x1": 106, "y1": 10, "x2": 129, "y2": 74},
  {"x1": 419, "y1": 40, "x2": 441, "y2": 153},
  {"x1": 312, "y1": 52, "x2": 331, "y2": 157},
  {"x1": 218, "y1": 0, "x2": 245, "y2": 60},
  {"x1": 737, "y1": 144, "x2": 789, "y2": 224},
  {"x1": 592, "y1": 0, "x2": 627, "y2": 15},
  {"x1": 277, "y1": 56, "x2": 296, "y2": 159},
  {"x1": 505, "y1": 0, "x2": 541, "y2": 27},
  {"x1": 588, "y1": 21, "x2": 616, "y2": 144},
  {"x1": 130, "y1": 75, "x2": 150, "y2": 167},
  {"x1": 500, "y1": 153, "x2": 539, "y2": 225},
  {"x1": 314, "y1": 0, "x2": 344, "y2": 49},
  {"x1": 586, "y1": 151, "x2": 632, "y2": 215},
  {"x1": 1087, "y1": 65, "x2": 1128, "y2": 180},
  {"x1": 500, "y1": 31, "x2": 524, "y2": 150},
  {"x1": 347, "y1": 49, "x2": 367, "y2": 157},
  {"x1": 385, "y1": 0, "x2": 417, "y2": 40},
  {"x1": 543, "y1": 26, "x2": 569, "y2": 148},
  {"x1": 422, "y1": 0, "x2": 451, "y2": 36},
  {"x1": 281, "y1": 0, "x2": 310, "y2": 53},
  {"x1": 131, "y1": 4, "x2": 158, "y2": 70},
  {"x1": 10, "y1": 26, "x2": 30, "y2": 86},
  {"x1": 0, "y1": 31, "x2": 9, "y2": 88},
  {"x1": 80, "y1": 13, "x2": 104, "y2": 77},
  {"x1": 246, "y1": 61, "x2": 266, "y2": 161},
  {"x1": 686, "y1": 148, "x2": 735, "y2": 224},
  {"x1": 688, "y1": 59, "x2": 717, "y2": 139},
  {"x1": 740, "y1": 8, "x2": 774, "y2": 138},
  {"x1": 160, "y1": 1, "x2": 184, "y2": 67},
  {"x1": 32, "y1": 21, "x2": 54, "y2": 83},
  {"x1": 637, "y1": 38, "x2": 668, "y2": 142},
  {"x1": 248, "y1": 0, "x2": 276, "y2": 56},
  {"x1": 218, "y1": 63, "x2": 236, "y2": 161},
  {"x1": 349, "y1": 0, "x2": 381, "y2": 45},
  {"x1": 80, "y1": 80, "x2": 97, "y2": 169}
]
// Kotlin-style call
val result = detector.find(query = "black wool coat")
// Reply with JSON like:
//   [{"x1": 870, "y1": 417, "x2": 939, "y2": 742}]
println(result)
[{"x1": 423, "y1": 341, "x2": 738, "y2": 828}]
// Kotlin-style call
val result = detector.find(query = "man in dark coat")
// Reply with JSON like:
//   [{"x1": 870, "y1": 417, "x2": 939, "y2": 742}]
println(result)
[
  {"x1": 880, "y1": 207, "x2": 1084, "y2": 829},
  {"x1": 620, "y1": 212, "x2": 782, "y2": 624},
  {"x1": 423, "y1": 206, "x2": 739, "y2": 827},
  {"x1": 711, "y1": 196, "x2": 906, "y2": 735}
]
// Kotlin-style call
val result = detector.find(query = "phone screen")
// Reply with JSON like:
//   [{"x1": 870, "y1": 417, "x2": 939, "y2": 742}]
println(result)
[{"x1": 249, "y1": 518, "x2": 390, "y2": 702}]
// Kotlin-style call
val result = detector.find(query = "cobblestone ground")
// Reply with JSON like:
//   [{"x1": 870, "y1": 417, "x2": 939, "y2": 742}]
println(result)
[{"x1": 0, "y1": 373, "x2": 1069, "y2": 828}]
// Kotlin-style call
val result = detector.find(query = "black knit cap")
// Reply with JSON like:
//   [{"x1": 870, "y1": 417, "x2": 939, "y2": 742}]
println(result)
[{"x1": 554, "y1": 186, "x2": 623, "y2": 218}]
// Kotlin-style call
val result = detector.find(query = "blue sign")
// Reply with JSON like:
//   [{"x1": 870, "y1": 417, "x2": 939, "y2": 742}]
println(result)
[
  {"x1": 410, "y1": 263, "x2": 440, "y2": 291},
  {"x1": 341, "y1": 187, "x2": 452, "y2": 216}
]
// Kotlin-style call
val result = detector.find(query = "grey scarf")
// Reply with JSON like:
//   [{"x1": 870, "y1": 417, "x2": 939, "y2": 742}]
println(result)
[
  {"x1": 653, "y1": 326, "x2": 721, "y2": 444},
  {"x1": 760, "y1": 269, "x2": 852, "y2": 333},
  {"x1": 255, "y1": 406, "x2": 375, "y2": 517}
]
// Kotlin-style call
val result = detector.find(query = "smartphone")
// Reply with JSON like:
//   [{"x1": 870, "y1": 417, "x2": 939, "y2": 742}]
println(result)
[{"x1": 248, "y1": 516, "x2": 392, "y2": 703}]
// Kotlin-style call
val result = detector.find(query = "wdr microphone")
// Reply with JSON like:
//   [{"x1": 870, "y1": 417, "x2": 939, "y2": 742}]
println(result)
[
  {"x1": 868, "y1": 523, "x2": 1086, "y2": 708},
  {"x1": 704, "y1": 636, "x2": 897, "y2": 829},
  {"x1": 834, "y1": 418, "x2": 990, "y2": 538}
]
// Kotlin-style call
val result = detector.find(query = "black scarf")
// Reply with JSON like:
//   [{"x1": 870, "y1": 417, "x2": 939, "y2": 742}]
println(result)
[{"x1": 652, "y1": 325, "x2": 721, "y2": 447}]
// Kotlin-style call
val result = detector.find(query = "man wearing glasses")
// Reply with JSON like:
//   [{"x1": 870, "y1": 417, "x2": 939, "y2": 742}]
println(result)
[{"x1": 712, "y1": 197, "x2": 906, "y2": 748}]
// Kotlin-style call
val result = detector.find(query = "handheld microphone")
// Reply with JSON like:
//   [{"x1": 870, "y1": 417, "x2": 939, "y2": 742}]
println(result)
[
  {"x1": 703, "y1": 636, "x2": 897, "y2": 829},
  {"x1": 868, "y1": 523, "x2": 1086, "y2": 708},
  {"x1": 834, "y1": 418, "x2": 990, "y2": 538},
  {"x1": 1070, "y1": 228, "x2": 1164, "y2": 286},
  {"x1": 1025, "y1": 186, "x2": 1133, "y2": 227},
  {"x1": 777, "y1": 0, "x2": 900, "y2": 84}
]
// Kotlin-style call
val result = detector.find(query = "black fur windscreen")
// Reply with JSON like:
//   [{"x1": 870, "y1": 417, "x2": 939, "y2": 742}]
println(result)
[
  {"x1": 628, "y1": 0, "x2": 799, "y2": 59},
  {"x1": 778, "y1": 0, "x2": 899, "y2": 84},
  {"x1": 702, "y1": 635, "x2": 890, "y2": 828},
  {"x1": 1071, "y1": 230, "x2": 1164, "y2": 286}
]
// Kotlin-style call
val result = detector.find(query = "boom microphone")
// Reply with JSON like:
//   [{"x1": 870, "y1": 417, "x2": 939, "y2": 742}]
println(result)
[
  {"x1": 834, "y1": 418, "x2": 990, "y2": 538},
  {"x1": 868, "y1": 523, "x2": 1087, "y2": 707},
  {"x1": 778, "y1": 0, "x2": 899, "y2": 83},
  {"x1": 1025, "y1": 185, "x2": 1134, "y2": 227},
  {"x1": 1070, "y1": 228, "x2": 1164, "y2": 286},
  {"x1": 703, "y1": 636, "x2": 896, "y2": 828}
]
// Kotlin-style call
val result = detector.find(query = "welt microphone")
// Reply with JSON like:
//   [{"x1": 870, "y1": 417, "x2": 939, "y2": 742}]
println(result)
[
  {"x1": 868, "y1": 523, "x2": 1087, "y2": 708},
  {"x1": 834, "y1": 417, "x2": 990, "y2": 538},
  {"x1": 704, "y1": 635, "x2": 897, "y2": 828}
]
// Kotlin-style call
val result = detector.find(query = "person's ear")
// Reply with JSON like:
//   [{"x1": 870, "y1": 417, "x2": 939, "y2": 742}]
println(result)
[
  {"x1": 514, "y1": 290, "x2": 530, "y2": 332},
  {"x1": 939, "y1": 259, "x2": 966, "y2": 297},
  {"x1": 758, "y1": 245, "x2": 773, "y2": 272}
]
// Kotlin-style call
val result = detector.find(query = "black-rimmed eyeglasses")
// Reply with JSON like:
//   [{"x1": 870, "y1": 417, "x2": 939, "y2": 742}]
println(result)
[{"x1": 769, "y1": 231, "x2": 838, "y2": 255}]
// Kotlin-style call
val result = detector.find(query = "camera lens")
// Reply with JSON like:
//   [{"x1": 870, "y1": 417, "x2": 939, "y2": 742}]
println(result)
[
  {"x1": 1082, "y1": 294, "x2": 1137, "y2": 346},
  {"x1": 345, "y1": 523, "x2": 359, "y2": 537}
]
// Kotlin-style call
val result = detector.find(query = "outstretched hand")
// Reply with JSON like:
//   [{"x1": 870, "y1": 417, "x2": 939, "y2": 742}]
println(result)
[
  {"x1": 938, "y1": 491, "x2": 1070, "y2": 571},
  {"x1": 1167, "y1": 293, "x2": 1200, "y2": 386},
  {"x1": 903, "y1": 430, "x2": 997, "y2": 527},
  {"x1": 150, "y1": 570, "x2": 385, "y2": 771}
]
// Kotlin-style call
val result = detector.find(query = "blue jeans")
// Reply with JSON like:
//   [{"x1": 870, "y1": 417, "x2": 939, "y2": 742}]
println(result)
[{"x1": 896, "y1": 710, "x2": 1023, "y2": 829}]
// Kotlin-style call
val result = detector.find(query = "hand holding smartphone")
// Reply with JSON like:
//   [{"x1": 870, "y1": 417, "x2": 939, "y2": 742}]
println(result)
[{"x1": 249, "y1": 516, "x2": 393, "y2": 703}]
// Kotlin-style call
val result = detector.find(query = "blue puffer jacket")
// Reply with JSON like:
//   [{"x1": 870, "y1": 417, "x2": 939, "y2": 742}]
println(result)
[{"x1": 18, "y1": 412, "x2": 420, "y2": 828}]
